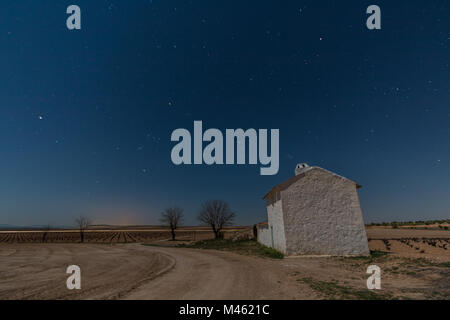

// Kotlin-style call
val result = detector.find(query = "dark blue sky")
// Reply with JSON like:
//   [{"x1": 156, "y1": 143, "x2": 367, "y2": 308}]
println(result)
[{"x1": 0, "y1": 1, "x2": 449, "y2": 226}]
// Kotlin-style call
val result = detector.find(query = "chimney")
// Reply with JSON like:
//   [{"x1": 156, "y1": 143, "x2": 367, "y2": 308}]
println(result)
[{"x1": 295, "y1": 163, "x2": 309, "y2": 176}]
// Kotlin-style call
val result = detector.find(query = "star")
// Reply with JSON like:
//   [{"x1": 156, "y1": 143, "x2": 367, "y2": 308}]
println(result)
[{"x1": 38, "y1": 115, "x2": 43, "y2": 120}]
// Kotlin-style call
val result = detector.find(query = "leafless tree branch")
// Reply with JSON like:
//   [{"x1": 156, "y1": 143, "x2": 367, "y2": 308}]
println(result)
[
  {"x1": 75, "y1": 216, "x2": 92, "y2": 243},
  {"x1": 198, "y1": 200, "x2": 235, "y2": 239},
  {"x1": 160, "y1": 207, "x2": 184, "y2": 241},
  {"x1": 42, "y1": 224, "x2": 51, "y2": 243}
]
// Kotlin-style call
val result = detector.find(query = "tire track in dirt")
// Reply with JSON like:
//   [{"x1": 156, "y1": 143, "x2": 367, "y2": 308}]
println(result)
[
  {"x1": 0, "y1": 243, "x2": 313, "y2": 300},
  {"x1": 124, "y1": 246, "x2": 313, "y2": 300},
  {"x1": 0, "y1": 244, "x2": 175, "y2": 300}
]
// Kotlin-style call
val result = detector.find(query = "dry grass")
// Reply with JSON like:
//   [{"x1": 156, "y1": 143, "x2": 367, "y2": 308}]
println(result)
[{"x1": 176, "y1": 239, "x2": 284, "y2": 259}]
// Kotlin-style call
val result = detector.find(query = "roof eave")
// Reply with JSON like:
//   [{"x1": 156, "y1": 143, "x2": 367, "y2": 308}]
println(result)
[{"x1": 262, "y1": 166, "x2": 362, "y2": 199}]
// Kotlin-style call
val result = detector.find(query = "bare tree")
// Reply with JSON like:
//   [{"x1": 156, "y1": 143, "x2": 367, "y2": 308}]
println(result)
[
  {"x1": 75, "y1": 216, "x2": 92, "y2": 243},
  {"x1": 160, "y1": 207, "x2": 184, "y2": 241},
  {"x1": 198, "y1": 200, "x2": 235, "y2": 239},
  {"x1": 42, "y1": 224, "x2": 51, "y2": 243}
]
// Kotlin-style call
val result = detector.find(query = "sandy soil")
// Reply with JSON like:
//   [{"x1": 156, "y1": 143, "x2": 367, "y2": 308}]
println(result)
[
  {"x1": 124, "y1": 246, "x2": 317, "y2": 300},
  {"x1": 366, "y1": 228, "x2": 450, "y2": 262},
  {"x1": 366, "y1": 228, "x2": 450, "y2": 239},
  {"x1": 0, "y1": 243, "x2": 315, "y2": 300},
  {"x1": 124, "y1": 245, "x2": 450, "y2": 300},
  {"x1": 1, "y1": 242, "x2": 448, "y2": 300},
  {"x1": 0, "y1": 244, "x2": 174, "y2": 300}
]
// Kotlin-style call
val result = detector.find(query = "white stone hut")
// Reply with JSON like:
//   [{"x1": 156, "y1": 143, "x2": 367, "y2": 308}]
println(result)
[{"x1": 257, "y1": 164, "x2": 369, "y2": 256}]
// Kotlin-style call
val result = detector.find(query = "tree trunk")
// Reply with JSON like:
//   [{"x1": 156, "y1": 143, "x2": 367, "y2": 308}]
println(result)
[
  {"x1": 80, "y1": 231, "x2": 84, "y2": 243},
  {"x1": 171, "y1": 229, "x2": 176, "y2": 241}
]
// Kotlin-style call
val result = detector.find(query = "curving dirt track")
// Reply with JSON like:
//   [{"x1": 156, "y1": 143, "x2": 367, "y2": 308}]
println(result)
[
  {"x1": 1, "y1": 243, "x2": 448, "y2": 300},
  {"x1": 123, "y1": 246, "x2": 311, "y2": 300},
  {"x1": 0, "y1": 244, "x2": 175, "y2": 300},
  {"x1": 0, "y1": 243, "x2": 314, "y2": 300}
]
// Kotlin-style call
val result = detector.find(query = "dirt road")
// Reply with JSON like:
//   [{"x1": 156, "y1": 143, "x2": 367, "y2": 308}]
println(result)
[
  {"x1": 1, "y1": 243, "x2": 448, "y2": 300},
  {"x1": 0, "y1": 244, "x2": 174, "y2": 299},
  {"x1": 0, "y1": 243, "x2": 314, "y2": 300},
  {"x1": 124, "y1": 246, "x2": 312, "y2": 299}
]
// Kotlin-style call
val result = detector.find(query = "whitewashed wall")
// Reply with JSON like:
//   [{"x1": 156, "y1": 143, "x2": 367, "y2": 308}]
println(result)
[
  {"x1": 257, "y1": 226, "x2": 272, "y2": 248},
  {"x1": 257, "y1": 192, "x2": 287, "y2": 253},
  {"x1": 281, "y1": 168, "x2": 370, "y2": 256},
  {"x1": 267, "y1": 197, "x2": 287, "y2": 253}
]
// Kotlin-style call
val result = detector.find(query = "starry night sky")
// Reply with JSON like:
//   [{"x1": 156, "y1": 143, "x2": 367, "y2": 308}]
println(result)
[{"x1": 0, "y1": 1, "x2": 449, "y2": 226}]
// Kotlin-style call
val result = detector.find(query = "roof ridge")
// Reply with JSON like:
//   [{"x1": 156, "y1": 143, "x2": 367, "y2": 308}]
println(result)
[{"x1": 262, "y1": 166, "x2": 360, "y2": 199}]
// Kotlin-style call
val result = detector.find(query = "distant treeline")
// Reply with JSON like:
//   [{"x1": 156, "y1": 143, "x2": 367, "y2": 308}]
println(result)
[{"x1": 367, "y1": 219, "x2": 450, "y2": 229}]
